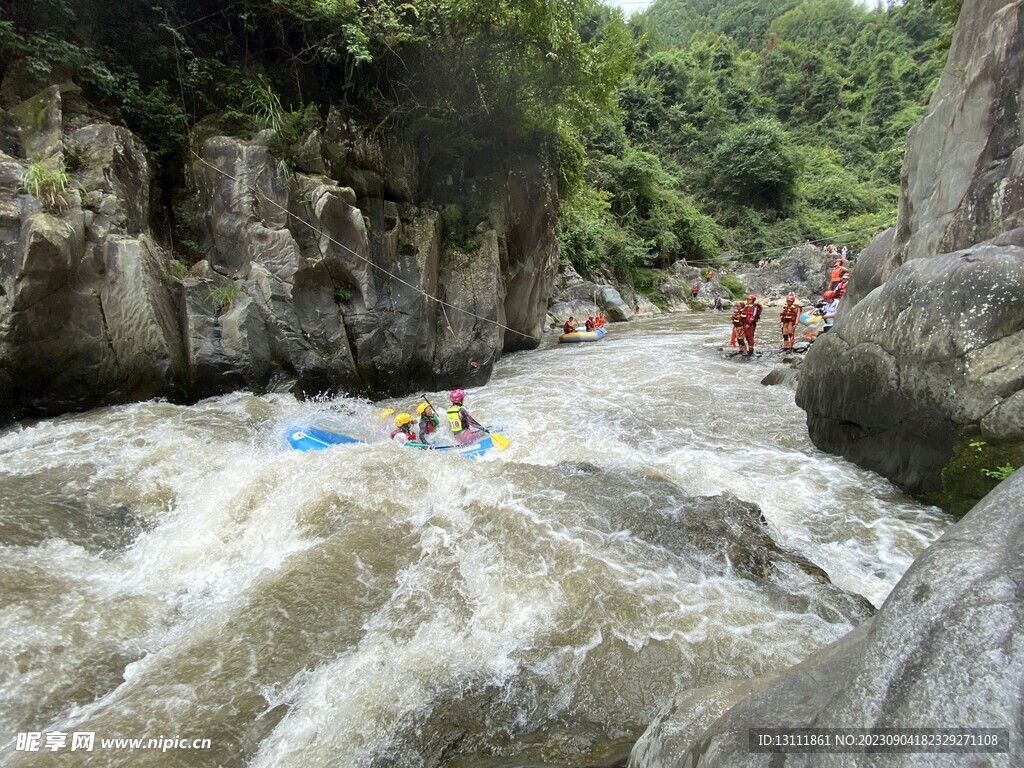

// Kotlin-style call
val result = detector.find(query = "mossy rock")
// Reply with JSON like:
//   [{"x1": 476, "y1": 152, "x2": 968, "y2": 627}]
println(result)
[
  {"x1": 719, "y1": 273, "x2": 746, "y2": 299},
  {"x1": 926, "y1": 438, "x2": 1024, "y2": 517}
]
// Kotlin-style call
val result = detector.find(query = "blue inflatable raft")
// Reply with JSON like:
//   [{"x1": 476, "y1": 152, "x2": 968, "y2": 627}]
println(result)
[{"x1": 287, "y1": 426, "x2": 495, "y2": 459}]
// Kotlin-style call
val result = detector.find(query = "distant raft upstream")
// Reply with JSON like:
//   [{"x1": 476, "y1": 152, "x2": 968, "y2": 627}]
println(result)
[{"x1": 559, "y1": 327, "x2": 608, "y2": 343}]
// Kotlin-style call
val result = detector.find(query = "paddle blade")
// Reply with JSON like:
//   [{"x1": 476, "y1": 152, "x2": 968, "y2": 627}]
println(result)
[{"x1": 488, "y1": 431, "x2": 509, "y2": 451}]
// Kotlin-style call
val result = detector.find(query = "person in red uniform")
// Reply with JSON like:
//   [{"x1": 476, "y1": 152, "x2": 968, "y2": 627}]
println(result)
[
  {"x1": 779, "y1": 294, "x2": 801, "y2": 352},
  {"x1": 730, "y1": 300, "x2": 748, "y2": 353},
  {"x1": 742, "y1": 294, "x2": 763, "y2": 355},
  {"x1": 446, "y1": 389, "x2": 486, "y2": 445}
]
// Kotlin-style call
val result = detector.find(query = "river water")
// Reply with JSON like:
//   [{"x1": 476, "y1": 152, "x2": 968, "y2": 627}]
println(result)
[{"x1": 0, "y1": 313, "x2": 949, "y2": 767}]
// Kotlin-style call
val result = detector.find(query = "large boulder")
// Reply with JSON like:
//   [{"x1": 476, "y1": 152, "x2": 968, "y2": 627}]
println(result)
[
  {"x1": 736, "y1": 244, "x2": 831, "y2": 303},
  {"x1": 629, "y1": 468, "x2": 1024, "y2": 768},
  {"x1": 797, "y1": 0, "x2": 1024, "y2": 496},
  {"x1": 796, "y1": 244, "x2": 1024, "y2": 494}
]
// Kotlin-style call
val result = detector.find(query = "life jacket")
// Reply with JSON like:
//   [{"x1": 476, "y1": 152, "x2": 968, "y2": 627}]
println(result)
[
  {"x1": 731, "y1": 308, "x2": 746, "y2": 327},
  {"x1": 780, "y1": 305, "x2": 799, "y2": 323},
  {"x1": 829, "y1": 265, "x2": 846, "y2": 283},
  {"x1": 419, "y1": 415, "x2": 438, "y2": 441},
  {"x1": 446, "y1": 405, "x2": 465, "y2": 433},
  {"x1": 562, "y1": 321, "x2": 575, "y2": 334}
]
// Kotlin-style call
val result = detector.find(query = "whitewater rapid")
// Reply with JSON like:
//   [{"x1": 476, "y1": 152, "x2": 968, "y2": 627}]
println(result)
[{"x1": 0, "y1": 313, "x2": 949, "y2": 767}]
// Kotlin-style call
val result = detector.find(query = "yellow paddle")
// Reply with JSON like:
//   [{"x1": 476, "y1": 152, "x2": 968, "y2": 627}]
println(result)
[{"x1": 485, "y1": 429, "x2": 509, "y2": 451}]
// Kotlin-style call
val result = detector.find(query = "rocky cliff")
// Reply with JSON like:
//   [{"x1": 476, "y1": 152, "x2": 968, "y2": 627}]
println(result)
[
  {"x1": 0, "y1": 86, "x2": 558, "y2": 420},
  {"x1": 796, "y1": 0, "x2": 1024, "y2": 499}
]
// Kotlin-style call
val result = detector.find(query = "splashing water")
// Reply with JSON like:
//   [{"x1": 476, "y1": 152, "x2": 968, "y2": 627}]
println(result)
[{"x1": 0, "y1": 314, "x2": 949, "y2": 767}]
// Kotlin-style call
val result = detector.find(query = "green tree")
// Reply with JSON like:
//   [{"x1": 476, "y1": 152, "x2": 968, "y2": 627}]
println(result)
[{"x1": 709, "y1": 119, "x2": 801, "y2": 212}]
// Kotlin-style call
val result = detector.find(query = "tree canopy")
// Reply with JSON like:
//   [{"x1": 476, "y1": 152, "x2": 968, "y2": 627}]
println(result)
[
  {"x1": 556, "y1": 0, "x2": 956, "y2": 279},
  {"x1": 0, "y1": 0, "x2": 959, "y2": 282}
]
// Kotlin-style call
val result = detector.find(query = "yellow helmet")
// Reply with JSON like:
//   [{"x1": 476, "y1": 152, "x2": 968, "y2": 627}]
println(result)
[
  {"x1": 394, "y1": 412, "x2": 413, "y2": 427},
  {"x1": 379, "y1": 407, "x2": 396, "y2": 420},
  {"x1": 416, "y1": 402, "x2": 431, "y2": 416}
]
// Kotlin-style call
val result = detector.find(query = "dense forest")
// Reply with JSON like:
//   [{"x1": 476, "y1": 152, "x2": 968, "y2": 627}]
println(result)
[
  {"x1": 0, "y1": 0, "x2": 959, "y2": 289},
  {"x1": 558, "y1": 0, "x2": 960, "y2": 287}
]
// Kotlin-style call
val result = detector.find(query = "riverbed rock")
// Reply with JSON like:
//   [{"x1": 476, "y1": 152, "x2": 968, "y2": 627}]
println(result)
[
  {"x1": 736, "y1": 244, "x2": 831, "y2": 302},
  {"x1": 629, "y1": 467, "x2": 1024, "y2": 768},
  {"x1": 760, "y1": 366, "x2": 799, "y2": 389},
  {"x1": 797, "y1": 0, "x2": 1024, "y2": 497},
  {"x1": 597, "y1": 285, "x2": 635, "y2": 322}
]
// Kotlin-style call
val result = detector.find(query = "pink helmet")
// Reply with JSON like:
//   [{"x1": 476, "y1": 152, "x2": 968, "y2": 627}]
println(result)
[{"x1": 449, "y1": 388, "x2": 465, "y2": 404}]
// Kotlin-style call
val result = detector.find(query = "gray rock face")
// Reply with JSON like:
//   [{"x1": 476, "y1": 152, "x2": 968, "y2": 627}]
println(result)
[
  {"x1": 629, "y1": 468, "x2": 1024, "y2": 768},
  {"x1": 842, "y1": 227, "x2": 895, "y2": 309},
  {"x1": 597, "y1": 285, "x2": 635, "y2": 321},
  {"x1": 894, "y1": 0, "x2": 1024, "y2": 265},
  {"x1": 735, "y1": 244, "x2": 831, "y2": 302},
  {"x1": 797, "y1": 0, "x2": 1024, "y2": 494},
  {"x1": 0, "y1": 85, "x2": 186, "y2": 414},
  {"x1": 502, "y1": 157, "x2": 560, "y2": 351},
  {"x1": 0, "y1": 85, "x2": 561, "y2": 418}
]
